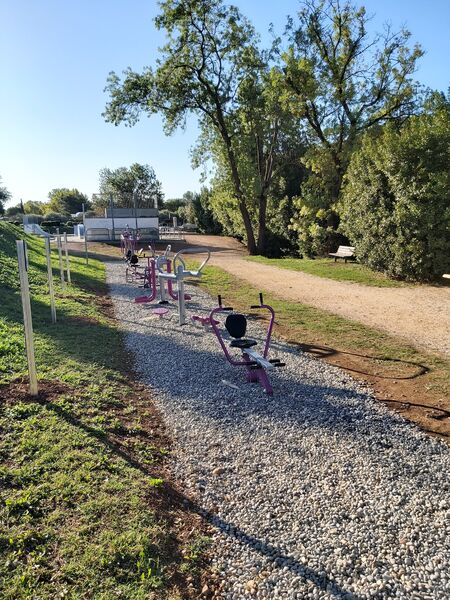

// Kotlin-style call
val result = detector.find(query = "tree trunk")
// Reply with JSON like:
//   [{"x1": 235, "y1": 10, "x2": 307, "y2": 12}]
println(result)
[
  {"x1": 240, "y1": 201, "x2": 257, "y2": 254},
  {"x1": 215, "y1": 107, "x2": 257, "y2": 254},
  {"x1": 256, "y1": 193, "x2": 267, "y2": 255}
]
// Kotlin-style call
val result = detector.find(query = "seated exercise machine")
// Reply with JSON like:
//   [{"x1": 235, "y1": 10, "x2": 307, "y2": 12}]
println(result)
[{"x1": 209, "y1": 293, "x2": 285, "y2": 395}]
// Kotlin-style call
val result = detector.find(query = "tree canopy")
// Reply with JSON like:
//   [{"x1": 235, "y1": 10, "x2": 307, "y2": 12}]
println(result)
[
  {"x1": 96, "y1": 163, "x2": 163, "y2": 209},
  {"x1": 101, "y1": 0, "x2": 449, "y2": 279},
  {"x1": 0, "y1": 176, "x2": 11, "y2": 216},
  {"x1": 104, "y1": 0, "x2": 298, "y2": 254},
  {"x1": 282, "y1": 0, "x2": 423, "y2": 201},
  {"x1": 47, "y1": 188, "x2": 89, "y2": 215},
  {"x1": 23, "y1": 201, "x2": 45, "y2": 215}
]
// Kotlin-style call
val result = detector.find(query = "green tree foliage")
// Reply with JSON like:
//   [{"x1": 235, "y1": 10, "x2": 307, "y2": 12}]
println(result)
[
  {"x1": 47, "y1": 188, "x2": 88, "y2": 215},
  {"x1": 178, "y1": 200, "x2": 196, "y2": 224},
  {"x1": 104, "y1": 0, "x2": 298, "y2": 254},
  {"x1": 191, "y1": 188, "x2": 223, "y2": 234},
  {"x1": 340, "y1": 93, "x2": 450, "y2": 281},
  {"x1": 5, "y1": 205, "x2": 23, "y2": 219},
  {"x1": 42, "y1": 212, "x2": 72, "y2": 223},
  {"x1": 23, "y1": 200, "x2": 45, "y2": 215},
  {"x1": 163, "y1": 198, "x2": 185, "y2": 214},
  {"x1": 283, "y1": 0, "x2": 423, "y2": 253},
  {"x1": 0, "y1": 176, "x2": 11, "y2": 216},
  {"x1": 96, "y1": 163, "x2": 163, "y2": 209}
]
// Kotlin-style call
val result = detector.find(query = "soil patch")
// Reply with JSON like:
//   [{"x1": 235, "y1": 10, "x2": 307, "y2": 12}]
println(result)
[{"x1": 291, "y1": 342, "x2": 450, "y2": 441}]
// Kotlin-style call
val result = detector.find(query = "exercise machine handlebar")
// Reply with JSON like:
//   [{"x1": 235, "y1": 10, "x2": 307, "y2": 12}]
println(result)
[
  {"x1": 250, "y1": 292, "x2": 264, "y2": 309},
  {"x1": 172, "y1": 247, "x2": 211, "y2": 274},
  {"x1": 217, "y1": 295, "x2": 233, "y2": 311}
]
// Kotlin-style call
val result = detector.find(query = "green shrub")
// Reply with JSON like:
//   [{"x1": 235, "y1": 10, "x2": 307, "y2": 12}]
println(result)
[
  {"x1": 340, "y1": 96, "x2": 450, "y2": 281},
  {"x1": 42, "y1": 212, "x2": 69, "y2": 223},
  {"x1": 290, "y1": 175, "x2": 348, "y2": 257}
]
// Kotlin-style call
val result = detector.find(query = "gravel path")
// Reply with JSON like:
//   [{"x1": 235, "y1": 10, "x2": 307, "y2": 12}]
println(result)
[
  {"x1": 187, "y1": 235, "x2": 450, "y2": 357},
  {"x1": 107, "y1": 261, "x2": 450, "y2": 599}
]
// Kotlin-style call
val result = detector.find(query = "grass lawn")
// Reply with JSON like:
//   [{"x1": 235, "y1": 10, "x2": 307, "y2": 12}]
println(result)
[
  {"x1": 246, "y1": 255, "x2": 407, "y2": 287},
  {"x1": 0, "y1": 224, "x2": 206, "y2": 599}
]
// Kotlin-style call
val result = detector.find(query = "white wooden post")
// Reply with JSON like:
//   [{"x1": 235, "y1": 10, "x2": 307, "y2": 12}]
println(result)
[
  {"x1": 64, "y1": 232, "x2": 71, "y2": 283},
  {"x1": 177, "y1": 266, "x2": 186, "y2": 325},
  {"x1": 82, "y1": 203, "x2": 88, "y2": 265},
  {"x1": 56, "y1": 233, "x2": 65, "y2": 289},
  {"x1": 44, "y1": 237, "x2": 57, "y2": 323},
  {"x1": 16, "y1": 240, "x2": 38, "y2": 396}
]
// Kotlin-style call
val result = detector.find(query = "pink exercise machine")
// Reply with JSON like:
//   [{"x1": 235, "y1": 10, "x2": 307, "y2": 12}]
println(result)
[
  {"x1": 120, "y1": 227, "x2": 140, "y2": 257},
  {"x1": 209, "y1": 293, "x2": 285, "y2": 395},
  {"x1": 133, "y1": 246, "x2": 193, "y2": 305}
]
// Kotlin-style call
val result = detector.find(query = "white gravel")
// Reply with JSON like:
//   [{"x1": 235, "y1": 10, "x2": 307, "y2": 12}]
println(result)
[{"x1": 106, "y1": 261, "x2": 450, "y2": 600}]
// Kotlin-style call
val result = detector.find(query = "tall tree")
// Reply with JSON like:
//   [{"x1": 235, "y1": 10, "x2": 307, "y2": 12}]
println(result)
[
  {"x1": 282, "y1": 0, "x2": 423, "y2": 208},
  {"x1": 191, "y1": 187, "x2": 223, "y2": 234},
  {"x1": 0, "y1": 176, "x2": 11, "y2": 216},
  {"x1": 47, "y1": 188, "x2": 88, "y2": 215},
  {"x1": 103, "y1": 0, "x2": 295, "y2": 254},
  {"x1": 23, "y1": 200, "x2": 45, "y2": 215},
  {"x1": 192, "y1": 64, "x2": 304, "y2": 252},
  {"x1": 96, "y1": 163, "x2": 163, "y2": 209}
]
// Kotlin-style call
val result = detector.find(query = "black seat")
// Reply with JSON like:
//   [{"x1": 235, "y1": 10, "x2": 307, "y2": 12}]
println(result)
[
  {"x1": 230, "y1": 338, "x2": 257, "y2": 349},
  {"x1": 225, "y1": 313, "x2": 257, "y2": 349}
]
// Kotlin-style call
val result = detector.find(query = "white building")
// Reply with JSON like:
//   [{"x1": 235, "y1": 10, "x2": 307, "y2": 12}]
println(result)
[{"x1": 84, "y1": 208, "x2": 159, "y2": 241}]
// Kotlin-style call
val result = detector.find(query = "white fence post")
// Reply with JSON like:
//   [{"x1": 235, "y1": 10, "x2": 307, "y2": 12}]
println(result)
[
  {"x1": 64, "y1": 232, "x2": 71, "y2": 283},
  {"x1": 82, "y1": 203, "x2": 88, "y2": 265},
  {"x1": 44, "y1": 238, "x2": 57, "y2": 323},
  {"x1": 56, "y1": 233, "x2": 65, "y2": 289},
  {"x1": 16, "y1": 240, "x2": 38, "y2": 396}
]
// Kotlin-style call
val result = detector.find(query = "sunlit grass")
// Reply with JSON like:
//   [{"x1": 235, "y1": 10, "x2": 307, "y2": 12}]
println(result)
[
  {"x1": 246, "y1": 255, "x2": 407, "y2": 287},
  {"x1": 0, "y1": 223, "x2": 200, "y2": 598}
]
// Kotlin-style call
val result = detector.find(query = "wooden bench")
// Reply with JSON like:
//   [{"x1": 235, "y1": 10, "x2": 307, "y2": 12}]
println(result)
[{"x1": 329, "y1": 245, "x2": 355, "y2": 263}]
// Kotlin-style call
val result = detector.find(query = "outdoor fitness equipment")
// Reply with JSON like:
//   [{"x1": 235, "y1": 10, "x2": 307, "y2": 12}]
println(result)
[
  {"x1": 209, "y1": 293, "x2": 285, "y2": 395},
  {"x1": 120, "y1": 227, "x2": 140, "y2": 257},
  {"x1": 133, "y1": 245, "x2": 173, "y2": 302},
  {"x1": 132, "y1": 244, "x2": 193, "y2": 304},
  {"x1": 191, "y1": 314, "x2": 219, "y2": 329},
  {"x1": 157, "y1": 247, "x2": 211, "y2": 325}
]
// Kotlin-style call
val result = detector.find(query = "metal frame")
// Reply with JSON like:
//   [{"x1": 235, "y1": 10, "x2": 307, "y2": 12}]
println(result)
[{"x1": 209, "y1": 294, "x2": 278, "y2": 395}]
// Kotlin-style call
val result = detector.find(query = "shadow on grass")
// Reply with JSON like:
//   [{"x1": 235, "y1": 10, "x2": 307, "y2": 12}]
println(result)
[
  {"x1": 67, "y1": 246, "x2": 122, "y2": 265},
  {"x1": 0, "y1": 284, "x2": 123, "y2": 374}
]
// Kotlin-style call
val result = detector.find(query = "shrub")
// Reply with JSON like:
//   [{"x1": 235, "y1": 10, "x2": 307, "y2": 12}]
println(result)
[
  {"x1": 340, "y1": 97, "x2": 450, "y2": 281},
  {"x1": 43, "y1": 212, "x2": 69, "y2": 223},
  {"x1": 290, "y1": 176, "x2": 345, "y2": 256}
]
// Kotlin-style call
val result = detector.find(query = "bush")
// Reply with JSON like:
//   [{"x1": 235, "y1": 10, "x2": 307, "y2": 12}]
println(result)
[
  {"x1": 340, "y1": 98, "x2": 450, "y2": 281},
  {"x1": 290, "y1": 176, "x2": 343, "y2": 257},
  {"x1": 43, "y1": 212, "x2": 69, "y2": 223}
]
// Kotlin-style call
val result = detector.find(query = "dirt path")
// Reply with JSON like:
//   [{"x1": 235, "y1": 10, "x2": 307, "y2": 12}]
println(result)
[{"x1": 187, "y1": 235, "x2": 450, "y2": 357}]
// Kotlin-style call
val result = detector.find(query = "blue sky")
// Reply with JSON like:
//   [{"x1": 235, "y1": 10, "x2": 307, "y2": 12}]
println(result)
[{"x1": 1, "y1": 0, "x2": 449, "y2": 207}]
